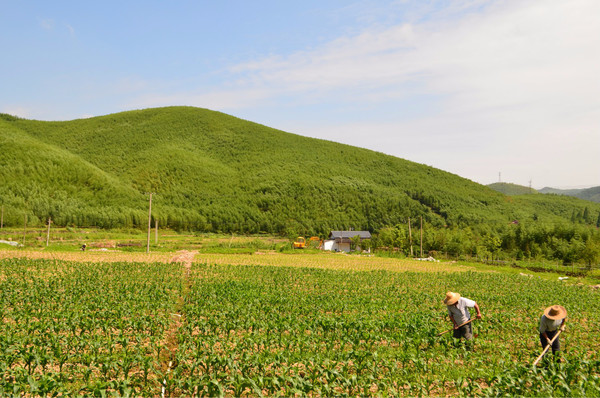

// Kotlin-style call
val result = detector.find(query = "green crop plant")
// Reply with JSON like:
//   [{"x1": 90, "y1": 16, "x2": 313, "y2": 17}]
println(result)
[
  {"x1": 169, "y1": 263, "x2": 600, "y2": 396},
  {"x1": 0, "y1": 256, "x2": 598, "y2": 396},
  {"x1": 0, "y1": 257, "x2": 183, "y2": 396}
]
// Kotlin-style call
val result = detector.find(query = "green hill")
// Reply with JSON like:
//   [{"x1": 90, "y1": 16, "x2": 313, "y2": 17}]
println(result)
[
  {"x1": 539, "y1": 186, "x2": 600, "y2": 203},
  {"x1": 490, "y1": 183, "x2": 600, "y2": 204},
  {"x1": 1, "y1": 107, "x2": 599, "y2": 236},
  {"x1": 487, "y1": 182, "x2": 537, "y2": 196}
]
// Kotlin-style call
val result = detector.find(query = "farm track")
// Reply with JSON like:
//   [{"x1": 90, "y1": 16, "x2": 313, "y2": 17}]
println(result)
[{"x1": 161, "y1": 250, "x2": 197, "y2": 396}]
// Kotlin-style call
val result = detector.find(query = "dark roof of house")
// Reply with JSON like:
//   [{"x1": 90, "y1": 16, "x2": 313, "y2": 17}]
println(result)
[{"x1": 329, "y1": 231, "x2": 371, "y2": 239}]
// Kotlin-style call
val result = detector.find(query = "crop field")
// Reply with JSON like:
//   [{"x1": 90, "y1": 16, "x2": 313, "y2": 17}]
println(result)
[
  {"x1": 196, "y1": 252, "x2": 478, "y2": 273},
  {"x1": 0, "y1": 252, "x2": 599, "y2": 396},
  {"x1": 0, "y1": 249, "x2": 175, "y2": 264}
]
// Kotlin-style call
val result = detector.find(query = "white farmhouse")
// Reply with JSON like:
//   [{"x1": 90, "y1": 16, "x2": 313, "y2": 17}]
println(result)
[{"x1": 323, "y1": 230, "x2": 372, "y2": 253}]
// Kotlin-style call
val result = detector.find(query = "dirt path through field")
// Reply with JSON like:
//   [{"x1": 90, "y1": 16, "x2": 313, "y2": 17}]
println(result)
[
  {"x1": 169, "y1": 249, "x2": 197, "y2": 277},
  {"x1": 161, "y1": 250, "x2": 197, "y2": 397}
]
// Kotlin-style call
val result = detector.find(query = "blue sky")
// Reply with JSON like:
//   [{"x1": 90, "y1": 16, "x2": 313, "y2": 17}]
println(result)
[{"x1": 2, "y1": 0, "x2": 598, "y2": 189}]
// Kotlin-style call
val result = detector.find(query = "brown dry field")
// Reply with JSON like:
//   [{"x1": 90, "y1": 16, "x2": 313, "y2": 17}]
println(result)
[
  {"x1": 0, "y1": 249, "x2": 175, "y2": 264},
  {"x1": 0, "y1": 249, "x2": 476, "y2": 273},
  {"x1": 196, "y1": 252, "x2": 476, "y2": 273}
]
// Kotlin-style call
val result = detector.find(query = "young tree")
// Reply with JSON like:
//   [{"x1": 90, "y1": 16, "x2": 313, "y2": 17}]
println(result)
[
  {"x1": 583, "y1": 207, "x2": 591, "y2": 224},
  {"x1": 581, "y1": 239, "x2": 600, "y2": 269},
  {"x1": 350, "y1": 235, "x2": 361, "y2": 252},
  {"x1": 361, "y1": 238, "x2": 372, "y2": 253},
  {"x1": 377, "y1": 227, "x2": 395, "y2": 250},
  {"x1": 484, "y1": 234, "x2": 502, "y2": 262}
]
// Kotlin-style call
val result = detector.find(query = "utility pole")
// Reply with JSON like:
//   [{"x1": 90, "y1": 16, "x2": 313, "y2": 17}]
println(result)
[
  {"x1": 146, "y1": 193, "x2": 153, "y2": 253},
  {"x1": 420, "y1": 216, "x2": 423, "y2": 258},
  {"x1": 46, "y1": 217, "x2": 52, "y2": 247},
  {"x1": 408, "y1": 218, "x2": 413, "y2": 257}
]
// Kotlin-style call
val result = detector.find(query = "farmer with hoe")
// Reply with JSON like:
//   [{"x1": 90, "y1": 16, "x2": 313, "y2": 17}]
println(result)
[
  {"x1": 443, "y1": 291, "x2": 482, "y2": 349},
  {"x1": 538, "y1": 305, "x2": 567, "y2": 362}
]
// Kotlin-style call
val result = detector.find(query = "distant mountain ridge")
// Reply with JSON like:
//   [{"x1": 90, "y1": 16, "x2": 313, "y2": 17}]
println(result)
[
  {"x1": 539, "y1": 186, "x2": 600, "y2": 203},
  {"x1": 1, "y1": 107, "x2": 599, "y2": 234},
  {"x1": 488, "y1": 182, "x2": 600, "y2": 204}
]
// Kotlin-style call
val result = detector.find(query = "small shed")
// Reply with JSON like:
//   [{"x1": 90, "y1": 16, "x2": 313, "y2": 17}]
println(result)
[{"x1": 324, "y1": 230, "x2": 372, "y2": 253}]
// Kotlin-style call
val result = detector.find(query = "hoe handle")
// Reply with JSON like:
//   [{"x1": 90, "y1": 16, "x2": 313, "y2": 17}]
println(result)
[
  {"x1": 437, "y1": 318, "x2": 474, "y2": 336},
  {"x1": 533, "y1": 329, "x2": 562, "y2": 366}
]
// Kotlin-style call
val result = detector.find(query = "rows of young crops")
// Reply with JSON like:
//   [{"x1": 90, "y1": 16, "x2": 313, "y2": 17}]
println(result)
[
  {"x1": 1, "y1": 256, "x2": 599, "y2": 396},
  {"x1": 0, "y1": 258, "x2": 183, "y2": 396},
  {"x1": 171, "y1": 264, "x2": 600, "y2": 396}
]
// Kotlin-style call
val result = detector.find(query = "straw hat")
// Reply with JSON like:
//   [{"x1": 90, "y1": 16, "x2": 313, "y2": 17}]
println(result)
[
  {"x1": 443, "y1": 291, "x2": 460, "y2": 305},
  {"x1": 544, "y1": 305, "x2": 567, "y2": 320}
]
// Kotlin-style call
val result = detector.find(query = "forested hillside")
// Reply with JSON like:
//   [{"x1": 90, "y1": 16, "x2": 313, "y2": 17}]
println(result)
[
  {"x1": 487, "y1": 182, "x2": 537, "y2": 196},
  {"x1": 539, "y1": 186, "x2": 600, "y2": 203},
  {"x1": 489, "y1": 183, "x2": 600, "y2": 204},
  {"x1": 1, "y1": 107, "x2": 599, "y2": 238}
]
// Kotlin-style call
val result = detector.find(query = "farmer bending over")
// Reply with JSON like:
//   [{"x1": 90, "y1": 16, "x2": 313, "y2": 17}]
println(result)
[
  {"x1": 444, "y1": 291, "x2": 482, "y2": 348},
  {"x1": 539, "y1": 305, "x2": 567, "y2": 361}
]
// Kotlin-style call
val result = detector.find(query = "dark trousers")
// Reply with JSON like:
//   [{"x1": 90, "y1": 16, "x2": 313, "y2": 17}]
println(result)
[
  {"x1": 453, "y1": 322, "x2": 473, "y2": 340},
  {"x1": 539, "y1": 329, "x2": 560, "y2": 354}
]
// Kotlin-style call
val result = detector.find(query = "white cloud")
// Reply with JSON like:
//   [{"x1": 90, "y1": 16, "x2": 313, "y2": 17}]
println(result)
[
  {"x1": 39, "y1": 18, "x2": 54, "y2": 31},
  {"x1": 226, "y1": 0, "x2": 599, "y2": 111},
  {"x1": 229, "y1": 23, "x2": 419, "y2": 96}
]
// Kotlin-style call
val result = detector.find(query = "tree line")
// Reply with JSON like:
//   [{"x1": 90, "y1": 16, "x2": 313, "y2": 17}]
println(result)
[{"x1": 369, "y1": 220, "x2": 600, "y2": 267}]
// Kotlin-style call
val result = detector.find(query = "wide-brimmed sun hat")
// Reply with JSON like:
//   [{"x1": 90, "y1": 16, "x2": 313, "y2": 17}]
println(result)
[
  {"x1": 544, "y1": 305, "x2": 567, "y2": 320},
  {"x1": 443, "y1": 291, "x2": 460, "y2": 305}
]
